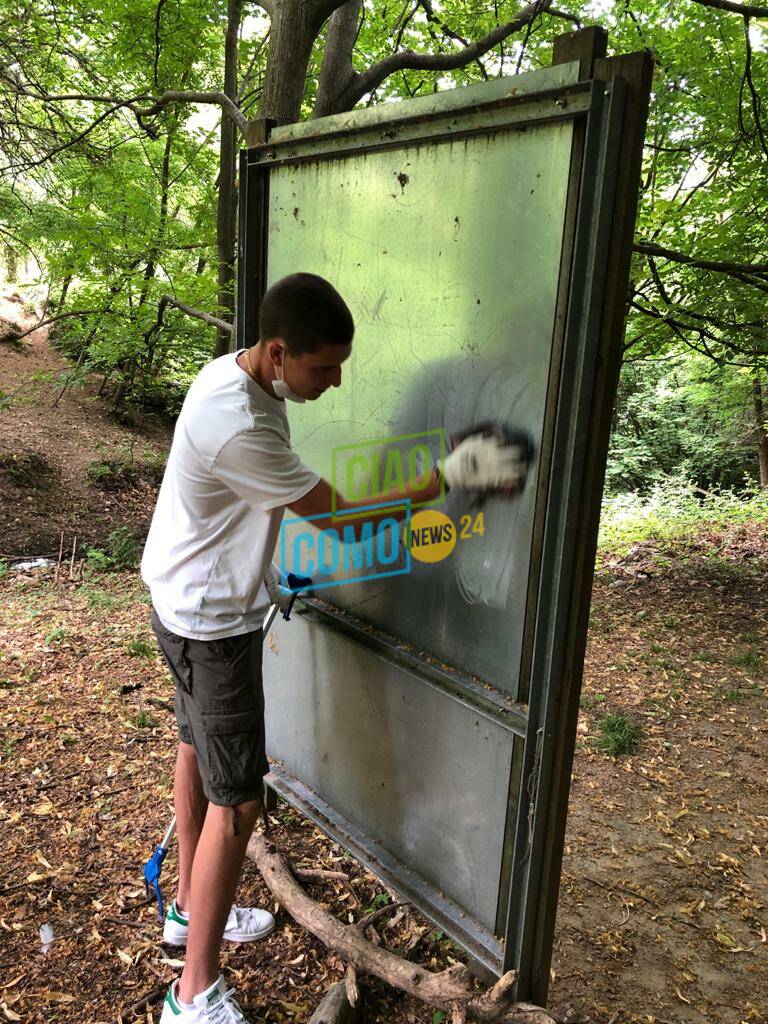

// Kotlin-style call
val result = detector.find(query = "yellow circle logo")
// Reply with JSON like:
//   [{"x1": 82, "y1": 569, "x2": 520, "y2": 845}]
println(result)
[{"x1": 408, "y1": 509, "x2": 457, "y2": 563}]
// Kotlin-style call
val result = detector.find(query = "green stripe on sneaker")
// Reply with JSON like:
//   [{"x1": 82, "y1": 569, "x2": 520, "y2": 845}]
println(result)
[
  {"x1": 167, "y1": 902, "x2": 189, "y2": 926},
  {"x1": 165, "y1": 988, "x2": 182, "y2": 1016}
]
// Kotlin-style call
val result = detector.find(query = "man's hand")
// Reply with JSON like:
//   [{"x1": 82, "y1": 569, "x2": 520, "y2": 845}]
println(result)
[
  {"x1": 264, "y1": 565, "x2": 293, "y2": 610},
  {"x1": 440, "y1": 424, "x2": 533, "y2": 496}
]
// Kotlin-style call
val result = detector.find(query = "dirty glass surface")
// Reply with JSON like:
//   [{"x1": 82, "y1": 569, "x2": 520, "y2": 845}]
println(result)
[
  {"x1": 257, "y1": 92, "x2": 577, "y2": 942},
  {"x1": 269, "y1": 120, "x2": 574, "y2": 694}
]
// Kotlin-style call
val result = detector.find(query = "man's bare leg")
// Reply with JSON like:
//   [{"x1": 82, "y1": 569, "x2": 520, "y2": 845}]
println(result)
[
  {"x1": 174, "y1": 742, "x2": 208, "y2": 912},
  {"x1": 177, "y1": 799, "x2": 262, "y2": 1003}
]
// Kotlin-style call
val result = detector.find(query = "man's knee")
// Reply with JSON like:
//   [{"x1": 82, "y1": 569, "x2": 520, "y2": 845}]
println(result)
[
  {"x1": 208, "y1": 798, "x2": 262, "y2": 838},
  {"x1": 232, "y1": 797, "x2": 262, "y2": 835}
]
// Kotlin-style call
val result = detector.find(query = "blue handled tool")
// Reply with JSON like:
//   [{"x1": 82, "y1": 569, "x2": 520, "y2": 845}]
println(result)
[
  {"x1": 144, "y1": 817, "x2": 177, "y2": 921},
  {"x1": 279, "y1": 572, "x2": 313, "y2": 620}
]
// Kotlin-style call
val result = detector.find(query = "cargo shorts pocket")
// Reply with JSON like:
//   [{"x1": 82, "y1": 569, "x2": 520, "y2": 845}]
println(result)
[{"x1": 203, "y1": 708, "x2": 266, "y2": 798}]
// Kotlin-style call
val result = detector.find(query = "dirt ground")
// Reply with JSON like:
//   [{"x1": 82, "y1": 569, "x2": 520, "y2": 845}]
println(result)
[
  {"x1": 1, "y1": 300, "x2": 767, "y2": 1024},
  {"x1": 0, "y1": 297, "x2": 170, "y2": 558}
]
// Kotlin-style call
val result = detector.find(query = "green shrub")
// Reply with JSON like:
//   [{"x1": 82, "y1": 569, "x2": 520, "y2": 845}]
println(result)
[
  {"x1": 599, "y1": 475, "x2": 768, "y2": 556},
  {"x1": 86, "y1": 528, "x2": 141, "y2": 571},
  {"x1": 87, "y1": 459, "x2": 163, "y2": 492}
]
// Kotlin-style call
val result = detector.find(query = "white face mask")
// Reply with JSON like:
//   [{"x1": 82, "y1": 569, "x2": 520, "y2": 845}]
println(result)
[{"x1": 271, "y1": 346, "x2": 305, "y2": 404}]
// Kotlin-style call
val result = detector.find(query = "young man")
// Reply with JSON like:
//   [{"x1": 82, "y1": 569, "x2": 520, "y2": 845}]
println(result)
[{"x1": 142, "y1": 272, "x2": 528, "y2": 1023}]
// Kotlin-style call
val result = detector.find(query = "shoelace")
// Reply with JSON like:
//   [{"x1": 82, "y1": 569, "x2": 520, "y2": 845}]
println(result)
[
  {"x1": 231, "y1": 906, "x2": 265, "y2": 931},
  {"x1": 201, "y1": 987, "x2": 248, "y2": 1023}
]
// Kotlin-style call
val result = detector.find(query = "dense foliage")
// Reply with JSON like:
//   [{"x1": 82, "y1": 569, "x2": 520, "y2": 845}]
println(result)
[{"x1": 0, "y1": 0, "x2": 766, "y2": 483}]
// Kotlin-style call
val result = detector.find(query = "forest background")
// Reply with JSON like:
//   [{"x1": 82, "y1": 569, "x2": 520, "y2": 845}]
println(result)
[
  {"x1": 1, "y1": 6, "x2": 767, "y2": 1021},
  {"x1": 1, "y1": 0, "x2": 767, "y2": 519}
]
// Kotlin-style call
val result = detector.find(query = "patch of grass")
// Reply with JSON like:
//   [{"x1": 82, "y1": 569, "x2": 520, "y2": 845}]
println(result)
[
  {"x1": 0, "y1": 559, "x2": 8, "y2": 579},
  {"x1": 694, "y1": 650, "x2": 719, "y2": 664},
  {"x1": 125, "y1": 638, "x2": 155, "y2": 659},
  {"x1": 717, "y1": 684, "x2": 763, "y2": 703},
  {"x1": 580, "y1": 692, "x2": 606, "y2": 710},
  {"x1": 731, "y1": 650, "x2": 762, "y2": 671},
  {"x1": 85, "y1": 587, "x2": 115, "y2": 609},
  {"x1": 134, "y1": 710, "x2": 158, "y2": 729},
  {"x1": 594, "y1": 713, "x2": 642, "y2": 758},
  {"x1": 718, "y1": 687, "x2": 744, "y2": 702}
]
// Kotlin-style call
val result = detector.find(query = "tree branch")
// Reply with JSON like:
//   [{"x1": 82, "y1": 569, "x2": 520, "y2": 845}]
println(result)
[
  {"x1": 634, "y1": 241, "x2": 768, "y2": 280},
  {"x1": 313, "y1": 0, "x2": 362, "y2": 23},
  {"x1": 248, "y1": 833, "x2": 558, "y2": 1023},
  {"x1": 135, "y1": 91, "x2": 249, "y2": 136},
  {"x1": 1, "y1": 80, "x2": 250, "y2": 139},
  {"x1": 159, "y1": 295, "x2": 234, "y2": 332},
  {"x1": 630, "y1": 299, "x2": 765, "y2": 363},
  {"x1": 333, "y1": 0, "x2": 569, "y2": 111},
  {"x1": 3, "y1": 309, "x2": 99, "y2": 343},
  {"x1": 314, "y1": 0, "x2": 363, "y2": 117},
  {"x1": 688, "y1": 0, "x2": 768, "y2": 16}
]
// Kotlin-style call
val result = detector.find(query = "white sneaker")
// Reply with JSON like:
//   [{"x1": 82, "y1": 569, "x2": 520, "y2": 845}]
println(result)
[
  {"x1": 159, "y1": 976, "x2": 250, "y2": 1022},
  {"x1": 163, "y1": 900, "x2": 275, "y2": 946}
]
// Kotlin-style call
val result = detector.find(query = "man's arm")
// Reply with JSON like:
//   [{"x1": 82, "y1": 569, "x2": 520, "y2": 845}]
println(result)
[
  {"x1": 287, "y1": 468, "x2": 441, "y2": 539},
  {"x1": 287, "y1": 424, "x2": 533, "y2": 534}
]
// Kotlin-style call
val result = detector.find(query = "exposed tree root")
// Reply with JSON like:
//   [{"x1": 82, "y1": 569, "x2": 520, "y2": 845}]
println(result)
[
  {"x1": 247, "y1": 834, "x2": 558, "y2": 1024},
  {"x1": 308, "y1": 979, "x2": 357, "y2": 1024}
]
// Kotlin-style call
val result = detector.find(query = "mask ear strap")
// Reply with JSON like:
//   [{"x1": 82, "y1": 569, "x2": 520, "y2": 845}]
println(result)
[{"x1": 273, "y1": 344, "x2": 285, "y2": 382}]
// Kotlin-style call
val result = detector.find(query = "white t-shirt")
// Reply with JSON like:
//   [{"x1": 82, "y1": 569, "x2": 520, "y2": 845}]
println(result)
[{"x1": 141, "y1": 351, "x2": 319, "y2": 639}]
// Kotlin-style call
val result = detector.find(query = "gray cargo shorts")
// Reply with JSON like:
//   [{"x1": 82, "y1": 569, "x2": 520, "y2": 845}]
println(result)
[{"x1": 151, "y1": 608, "x2": 269, "y2": 807}]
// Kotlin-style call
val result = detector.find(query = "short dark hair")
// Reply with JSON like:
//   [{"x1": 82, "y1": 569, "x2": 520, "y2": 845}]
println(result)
[{"x1": 259, "y1": 273, "x2": 354, "y2": 355}]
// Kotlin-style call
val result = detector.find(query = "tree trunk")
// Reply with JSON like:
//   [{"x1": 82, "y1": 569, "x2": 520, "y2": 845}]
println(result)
[
  {"x1": 215, "y1": 0, "x2": 242, "y2": 359},
  {"x1": 111, "y1": 129, "x2": 175, "y2": 411},
  {"x1": 314, "y1": 1, "x2": 362, "y2": 118},
  {"x1": 139, "y1": 129, "x2": 174, "y2": 311},
  {"x1": 753, "y1": 376, "x2": 768, "y2": 488},
  {"x1": 260, "y1": 0, "x2": 327, "y2": 123},
  {"x1": 55, "y1": 273, "x2": 72, "y2": 312},
  {"x1": 3, "y1": 243, "x2": 18, "y2": 282}
]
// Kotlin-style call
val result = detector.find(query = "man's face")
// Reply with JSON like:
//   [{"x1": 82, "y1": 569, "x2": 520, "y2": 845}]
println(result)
[{"x1": 280, "y1": 340, "x2": 352, "y2": 400}]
